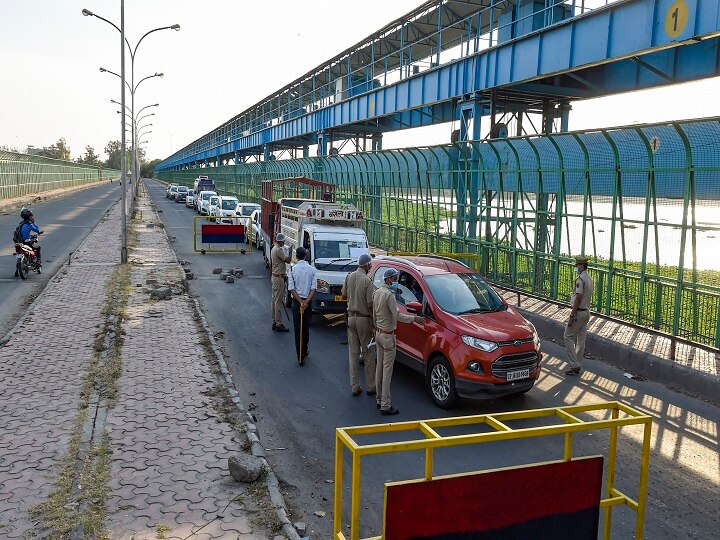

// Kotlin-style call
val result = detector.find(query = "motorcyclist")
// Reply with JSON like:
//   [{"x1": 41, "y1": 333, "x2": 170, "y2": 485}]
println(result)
[{"x1": 16, "y1": 208, "x2": 43, "y2": 272}]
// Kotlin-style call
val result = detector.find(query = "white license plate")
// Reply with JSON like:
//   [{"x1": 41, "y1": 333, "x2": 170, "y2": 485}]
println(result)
[{"x1": 506, "y1": 369, "x2": 530, "y2": 381}]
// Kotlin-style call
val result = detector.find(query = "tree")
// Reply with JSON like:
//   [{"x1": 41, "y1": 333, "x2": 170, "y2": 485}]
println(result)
[
  {"x1": 105, "y1": 139, "x2": 154, "y2": 174},
  {"x1": 78, "y1": 145, "x2": 102, "y2": 167},
  {"x1": 104, "y1": 140, "x2": 130, "y2": 170},
  {"x1": 141, "y1": 159, "x2": 162, "y2": 178},
  {"x1": 37, "y1": 138, "x2": 72, "y2": 161}
]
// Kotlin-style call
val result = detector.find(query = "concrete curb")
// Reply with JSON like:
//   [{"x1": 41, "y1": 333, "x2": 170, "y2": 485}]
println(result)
[
  {"x1": 150, "y1": 181, "x2": 302, "y2": 540},
  {"x1": 189, "y1": 295, "x2": 302, "y2": 540},
  {"x1": 522, "y1": 309, "x2": 720, "y2": 405}
]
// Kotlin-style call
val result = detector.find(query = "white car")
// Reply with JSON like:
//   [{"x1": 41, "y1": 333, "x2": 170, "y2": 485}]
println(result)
[
  {"x1": 197, "y1": 190, "x2": 218, "y2": 215},
  {"x1": 233, "y1": 202, "x2": 261, "y2": 228},
  {"x1": 248, "y1": 209, "x2": 263, "y2": 247},
  {"x1": 211, "y1": 195, "x2": 240, "y2": 224},
  {"x1": 185, "y1": 189, "x2": 195, "y2": 207},
  {"x1": 206, "y1": 195, "x2": 220, "y2": 220}
]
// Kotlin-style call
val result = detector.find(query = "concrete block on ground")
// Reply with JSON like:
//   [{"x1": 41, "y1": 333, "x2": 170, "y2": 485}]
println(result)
[
  {"x1": 212, "y1": 267, "x2": 223, "y2": 274},
  {"x1": 228, "y1": 453, "x2": 264, "y2": 483},
  {"x1": 150, "y1": 286, "x2": 172, "y2": 300}
]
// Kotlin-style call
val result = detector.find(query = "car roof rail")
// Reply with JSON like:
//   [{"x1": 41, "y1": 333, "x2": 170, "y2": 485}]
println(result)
[
  {"x1": 373, "y1": 255, "x2": 420, "y2": 270},
  {"x1": 417, "y1": 253, "x2": 471, "y2": 269}
]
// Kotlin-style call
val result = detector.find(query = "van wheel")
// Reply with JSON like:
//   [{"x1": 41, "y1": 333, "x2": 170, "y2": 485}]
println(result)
[{"x1": 427, "y1": 356, "x2": 458, "y2": 409}]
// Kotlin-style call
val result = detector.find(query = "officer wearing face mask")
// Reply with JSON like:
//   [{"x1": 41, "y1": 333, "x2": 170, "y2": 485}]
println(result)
[
  {"x1": 372, "y1": 267, "x2": 423, "y2": 415},
  {"x1": 564, "y1": 255, "x2": 594, "y2": 376}
]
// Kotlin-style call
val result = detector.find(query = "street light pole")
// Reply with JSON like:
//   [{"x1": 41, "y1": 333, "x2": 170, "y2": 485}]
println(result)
[
  {"x1": 119, "y1": 0, "x2": 127, "y2": 263},
  {"x1": 82, "y1": 6, "x2": 179, "y2": 256}
]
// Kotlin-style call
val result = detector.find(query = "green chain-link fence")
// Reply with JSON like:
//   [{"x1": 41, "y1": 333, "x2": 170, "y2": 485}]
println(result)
[
  {"x1": 0, "y1": 150, "x2": 119, "y2": 200},
  {"x1": 158, "y1": 117, "x2": 720, "y2": 348}
]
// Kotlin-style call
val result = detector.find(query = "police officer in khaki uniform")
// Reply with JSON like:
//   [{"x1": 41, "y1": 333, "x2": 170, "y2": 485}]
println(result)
[
  {"x1": 342, "y1": 253, "x2": 376, "y2": 397},
  {"x1": 270, "y1": 233, "x2": 291, "y2": 332},
  {"x1": 564, "y1": 255, "x2": 594, "y2": 376},
  {"x1": 372, "y1": 268, "x2": 423, "y2": 415}
]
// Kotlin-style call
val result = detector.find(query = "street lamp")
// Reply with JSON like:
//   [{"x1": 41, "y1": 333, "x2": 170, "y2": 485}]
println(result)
[{"x1": 83, "y1": 6, "x2": 179, "y2": 219}]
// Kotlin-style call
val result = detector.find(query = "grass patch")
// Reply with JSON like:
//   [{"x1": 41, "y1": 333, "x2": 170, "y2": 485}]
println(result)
[{"x1": 30, "y1": 264, "x2": 131, "y2": 538}]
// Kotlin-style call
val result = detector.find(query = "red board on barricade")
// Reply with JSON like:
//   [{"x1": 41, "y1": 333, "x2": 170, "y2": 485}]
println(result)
[
  {"x1": 384, "y1": 456, "x2": 603, "y2": 540},
  {"x1": 201, "y1": 223, "x2": 245, "y2": 244}
]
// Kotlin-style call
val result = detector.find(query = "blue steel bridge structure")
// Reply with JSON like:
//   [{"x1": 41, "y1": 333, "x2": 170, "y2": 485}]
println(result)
[{"x1": 157, "y1": 0, "x2": 720, "y2": 171}]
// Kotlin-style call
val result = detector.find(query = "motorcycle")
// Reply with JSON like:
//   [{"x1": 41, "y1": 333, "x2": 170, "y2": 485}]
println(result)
[{"x1": 15, "y1": 232, "x2": 42, "y2": 279}]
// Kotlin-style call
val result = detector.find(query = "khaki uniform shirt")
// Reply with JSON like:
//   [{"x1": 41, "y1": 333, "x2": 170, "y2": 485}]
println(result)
[
  {"x1": 342, "y1": 268, "x2": 373, "y2": 316},
  {"x1": 373, "y1": 284, "x2": 414, "y2": 332},
  {"x1": 572, "y1": 271, "x2": 594, "y2": 310},
  {"x1": 270, "y1": 245, "x2": 287, "y2": 275}
]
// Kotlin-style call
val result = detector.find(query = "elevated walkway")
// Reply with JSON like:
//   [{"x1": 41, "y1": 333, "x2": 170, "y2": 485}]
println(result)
[{"x1": 158, "y1": 0, "x2": 720, "y2": 170}]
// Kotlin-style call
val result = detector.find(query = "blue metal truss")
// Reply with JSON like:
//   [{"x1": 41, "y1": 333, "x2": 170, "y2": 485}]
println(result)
[{"x1": 157, "y1": 0, "x2": 720, "y2": 171}]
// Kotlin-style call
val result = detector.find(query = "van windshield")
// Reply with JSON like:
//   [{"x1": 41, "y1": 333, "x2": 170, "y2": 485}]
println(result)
[
  {"x1": 222, "y1": 200, "x2": 238, "y2": 210},
  {"x1": 312, "y1": 233, "x2": 368, "y2": 270}
]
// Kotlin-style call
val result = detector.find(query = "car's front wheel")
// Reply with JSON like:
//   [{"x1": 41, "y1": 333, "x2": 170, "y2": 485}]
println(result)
[{"x1": 427, "y1": 355, "x2": 458, "y2": 408}]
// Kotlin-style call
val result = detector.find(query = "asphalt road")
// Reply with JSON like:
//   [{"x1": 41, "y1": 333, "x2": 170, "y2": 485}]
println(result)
[
  {"x1": 0, "y1": 181, "x2": 119, "y2": 336},
  {"x1": 148, "y1": 179, "x2": 719, "y2": 540}
]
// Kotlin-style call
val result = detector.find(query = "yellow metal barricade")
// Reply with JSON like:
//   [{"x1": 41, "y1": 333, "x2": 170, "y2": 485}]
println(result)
[
  {"x1": 193, "y1": 215, "x2": 252, "y2": 253},
  {"x1": 334, "y1": 401, "x2": 652, "y2": 540}
]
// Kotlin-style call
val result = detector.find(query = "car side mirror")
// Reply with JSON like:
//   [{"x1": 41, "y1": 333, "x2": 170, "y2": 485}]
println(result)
[{"x1": 406, "y1": 301, "x2": 422, "y2": 314}]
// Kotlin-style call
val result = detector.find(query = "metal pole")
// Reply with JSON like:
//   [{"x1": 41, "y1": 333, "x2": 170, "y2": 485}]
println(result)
[{"x1": 120, "y1": 0, "x2": 127, "y2": 263}]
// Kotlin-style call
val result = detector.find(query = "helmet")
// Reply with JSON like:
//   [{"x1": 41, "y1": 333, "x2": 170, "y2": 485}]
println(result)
[
  {"x1": 383, "y1": 268, "x2": 400, "y2": 281},
  {"x1": 276, "y1": 233, "x2": 286, "y2": 243},
  {"x1": 20, "y1": 208, "x2": 33, "y2": 220},
  {"x1": 358, "y1": 253, "x2": 372, "y2": 267}
]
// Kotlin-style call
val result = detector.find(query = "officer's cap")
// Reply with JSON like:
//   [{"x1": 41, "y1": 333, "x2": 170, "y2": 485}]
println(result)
[
  {"x1": 276, "y1": 233, "x2": 286, "y2": 243},
  {"x1": 383, "y1": 268, "x2": 400, "y2": 280},
  {"x1": 358, "y1": 253, "x2": 372, "y2": 266},
  {"x1": 574, "y1": 255, "x2": 589, "y2": 264}
]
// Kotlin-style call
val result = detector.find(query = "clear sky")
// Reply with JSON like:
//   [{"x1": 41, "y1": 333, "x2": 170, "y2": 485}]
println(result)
[{"x1": 1, "y1": 0, "x2": 719, "y2": 162}]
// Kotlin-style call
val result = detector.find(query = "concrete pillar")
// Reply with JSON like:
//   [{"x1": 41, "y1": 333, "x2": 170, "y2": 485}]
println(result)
[
  {"x1": 371, "y1": 134, "x2": 383, "y2": 151},
  {"x1": 560, "y1": 103, "x2": 572, "y2": 132}
]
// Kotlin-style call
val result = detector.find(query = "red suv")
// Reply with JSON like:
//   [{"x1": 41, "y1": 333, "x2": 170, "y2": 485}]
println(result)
[{"x1": 369, "y1": 255, "x2": 542, "y2": 408}]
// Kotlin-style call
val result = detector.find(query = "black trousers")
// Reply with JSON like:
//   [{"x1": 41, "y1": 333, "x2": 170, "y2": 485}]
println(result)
[{"x1": 291, "y1": 298, "x2": 311, "y2": 358}]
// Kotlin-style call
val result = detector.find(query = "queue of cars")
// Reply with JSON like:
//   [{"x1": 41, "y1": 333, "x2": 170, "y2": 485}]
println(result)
[
  {"x1": 165, "y1": 182, "x2": 262, "y2": 244},
  {"x1": 164, "y1": 178, "x2": 543, "y2": 408}
]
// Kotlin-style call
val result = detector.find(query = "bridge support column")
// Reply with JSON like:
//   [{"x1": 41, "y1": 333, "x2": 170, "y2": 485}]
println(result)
[
  {"x1": 455, "y1": 98, "x2": 483, "y2": 253},
  {"x1": 371, "y1": 134, "x2": 383, "y2": 152},
  {"x1": 560, "y1": 102, "x2": 572, "y2": 132},
  {"x1": 263, "y1": 145, "x2": 273, "y2": 161},
  {"x1": 317, "y1": 131, "x2": 329, "y2": 157},
  {"x1": 302, "y1": 146, "x2": 309, "y2": 158}
]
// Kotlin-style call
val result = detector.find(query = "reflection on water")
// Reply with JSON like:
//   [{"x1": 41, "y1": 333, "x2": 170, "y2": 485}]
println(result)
[{"x1": 417, "y1": 195, "x2": 720, "y2": 271}]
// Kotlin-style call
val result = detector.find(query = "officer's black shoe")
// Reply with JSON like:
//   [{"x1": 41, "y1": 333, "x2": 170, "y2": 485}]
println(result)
[
  {"x1": 380, "y1": 407, "x2": 399, "y2": 416},
  {"x1": 352, "y1": 389, "x2": 362, "y2": 397},
  {"x1": 366, "y1": 390, "x2": 376, "y2": 396},
  {"x1": 272, "y1": 322, "x2": 277, "y2": 331},
  {"x1": 276, "y1": 324, "x2": 289, "y2": 333}
]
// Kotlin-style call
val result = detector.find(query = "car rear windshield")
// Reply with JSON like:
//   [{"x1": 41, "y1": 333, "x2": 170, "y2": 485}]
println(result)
[
  {"x1": 424, "y1": 273, "x2": 504, "y2": 315},
  {"x1": 237, "y1": 204, "x2": 260, "y2": 216},
  {"x1": 222, "y1": 200, "x2": 238, "y2": 210}
]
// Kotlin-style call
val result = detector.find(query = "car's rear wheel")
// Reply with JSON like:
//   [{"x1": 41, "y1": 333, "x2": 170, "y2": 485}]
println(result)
[{"x1": 427, "y1": 355, "x2": 458, "y2": 408}]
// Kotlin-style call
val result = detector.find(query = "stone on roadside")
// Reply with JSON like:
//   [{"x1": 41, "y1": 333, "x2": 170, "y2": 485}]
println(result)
[
  {"x1": 220, "y1": 272, "x2": 229, "y2": 280},
  {"x1": 212, "y1": 267, "x2": 223, "y2": 274},
  {"x1": 226, "y1": 275, "x2": 235, "y2": 283},
  {"x1": 233, "y1": 268, "x2": 244, "y2": 276},
  {"x1": 228, "y1": 453, "x2": 264, "y2": 483},
  {"x1": 294, "y1": 522, "x2": 307, "y2": 534},
  {"x1": 185, "y1": 272, "x2": 194, "y2": 280},
  {"x1": 150, "y1": 286, "x2": 172, "y2": 300}
]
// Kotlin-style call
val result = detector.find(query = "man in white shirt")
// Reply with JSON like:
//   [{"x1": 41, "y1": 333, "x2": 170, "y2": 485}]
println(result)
[{"x1": 288, "y1": 246, "x2": 317, "y2": 366}]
